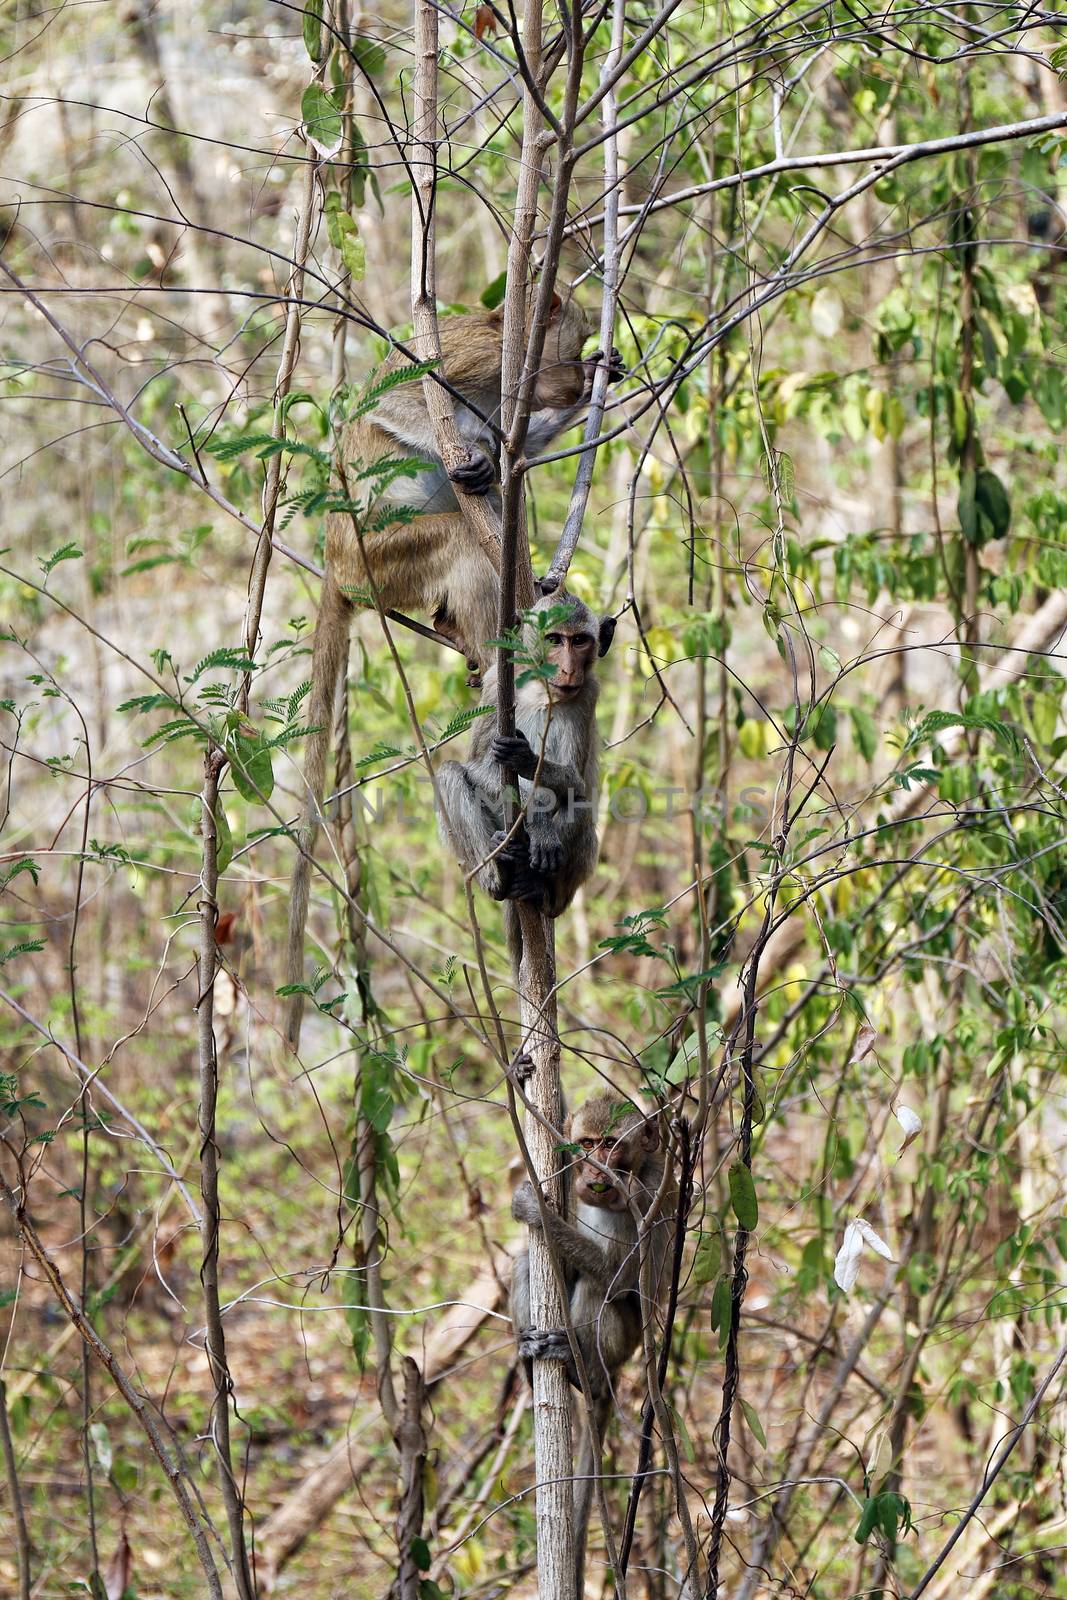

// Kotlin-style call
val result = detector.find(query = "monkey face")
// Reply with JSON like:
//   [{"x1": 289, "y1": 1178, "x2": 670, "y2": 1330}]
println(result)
[
  {"x1": 543, "y1": 628, "x2": 598, "y2": 701},
  {"x1": 570, "y1": 1110, "x2": 660, "y2": 1212}
]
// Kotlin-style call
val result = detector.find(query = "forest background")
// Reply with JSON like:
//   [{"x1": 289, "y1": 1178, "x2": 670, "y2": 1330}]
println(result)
[{"x1": 3, "y1": 1, "x2": 1067, "y2": 1598}]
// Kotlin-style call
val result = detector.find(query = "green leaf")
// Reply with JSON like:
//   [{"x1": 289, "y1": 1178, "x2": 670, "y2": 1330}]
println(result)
[
  {"x1": 958, "y1": 466, "x2": 978, "y2": 542},
  {"x1": 302, "y1": 83, "x2": 343, "y2": 156},
  {"x1": 204, "y1": 431, "x2": 280, "y2": 462},
  {"x1": 410, "y1": 1537, "x2": 432, "y2": 1572},
  {"x1": 907, "y1": 708, "x2": 1018, "y2": 755},
  {"x1": 740, "y1": 1398, "x2": 766, "y2": 1448},
  {"x1": 38, "y1": 541, "x2": 83, "y2": 576},
  {"x1": 340, "y1": 227, "x2": 366, "y2": 280},
  {"x1": 710, "y1": 1277, "x2": 731, "y2": 1348},
  {"x1": 0, "y1": 939, "x2": 46, "y2": 966},
  {"x1": 302, "y1": 0, "x2": 324, "y2": 59},
  {"x1": 112, "y1": 1457, "x2": 138, "y2": 1493},
  {"x1": 692, "y1": 1228, "x2": 720, "y2": 1285},
  {"x1": 850, "y1": 706, "x2": 878, "y2": 763},
  {"x1": 854, "y1": 1496, "x2": 879, "y2": 1544},
  {"x1": 185, "y1": 647, "x2": 257, "y2": 683},
  {"x1": 352, "y1": 33, "x2": 386, "y2": 76},
  {"x1": 975, "y1": 468, "x2": 1011, "y2": 541},
  {"x1": 481, "y1": 270, "x2": 507, "y2": 308},
  {"x1": 230, "y1": 731, "x2": 275, "y2": 803},
  {"x1": 878, "y1": 1494, "x2": 899, "y2": 1542},
  {"x1": 212, "y1": 798, "x2": 233, "y2": 875},
  {"x1": 0, "y1": 858, "x2": 40, "y2": 891},
  {"x1": 728, "y1": 1162, "x2": 758, "y2": 1229}
]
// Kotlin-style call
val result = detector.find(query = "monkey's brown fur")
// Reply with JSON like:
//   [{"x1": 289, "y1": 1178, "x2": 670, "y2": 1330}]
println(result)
[
  {"x1": 511, "y1": 1094, "x2": 674, "y2": 1589},
  {"x1": 284, "y1": 303, "x2": 615, "y2": 1053},
  {"x1": 333, "y1": 297, "x2": 595, "y2": 666}
]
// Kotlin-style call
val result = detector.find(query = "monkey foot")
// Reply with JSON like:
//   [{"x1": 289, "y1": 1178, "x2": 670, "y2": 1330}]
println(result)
[
  {"x1": 432, "y1": 609, "x2": 482, "y2": 682},
  {"x1": 518, "y1": 1328, "x2": 571, "y2": 1364},
  {"x1": 508, "y1": 875, "x2": 550, "y2": 908},
  {"x1": 527, "y1": 828, "x2": 563, "y2": 875}
]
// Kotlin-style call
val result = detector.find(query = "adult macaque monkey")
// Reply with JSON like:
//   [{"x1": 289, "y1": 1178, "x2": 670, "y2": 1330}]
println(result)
[
  {"x1": 333, "y1": 294, "x2": 616, "y2": 670},
  {"x1": 511, "y1": 1093, "x2": 674, "y2": 1588},
  {"x1": 284, "y1": 301, "x2": 621, "y2": 1053},
  {"x1": 434, "y1": 590, "x2": 615, "y2": 959}
]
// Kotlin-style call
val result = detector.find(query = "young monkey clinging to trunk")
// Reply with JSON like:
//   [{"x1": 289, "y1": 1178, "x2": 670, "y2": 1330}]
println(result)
[
  {"x1": 511, "y1": 1093, "x2": 675, "y2": 1590},
  {"x1": 283, "y1": 301, "x2": 622, "y2": 1053},
  {"x1": 434, "y1": 590, "x2": 615, "y2": 962}
]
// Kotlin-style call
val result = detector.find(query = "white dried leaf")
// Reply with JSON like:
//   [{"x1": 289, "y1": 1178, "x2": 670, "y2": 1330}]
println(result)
[
  {"x1": 866, "y1": 1425, "x2": 892, "y2": 1483},
  {"x1": 854, "y1": 1217, "x2": 895, "y2": 1261},
  {"x1": 811, "y1": 287, "x2": 843, "y2": 337},
  {"x1": 850, "y1": 1021, "x2": 877, "y2": 1064},
  {"x1": 834, "y1": 1217, "x2": 896, "y2": 1295},
  {"x1": 894, "y1": 1104, "x2": 922, "y2": 1152},
  {"x1": 833, "y1": 1220, "x2": 864, "y2": 1292},
  {"x1": 895, "y1": 1105, "x2": 921, "y2": 1136}
]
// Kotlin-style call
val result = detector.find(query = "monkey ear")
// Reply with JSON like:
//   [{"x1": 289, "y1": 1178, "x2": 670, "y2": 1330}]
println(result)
[
  {"x1": 640, "y1": 1121, "x2": 660, "y2": 1152},
  {"x1": 598, "y1": 616, "x2": 617, "y2": 657}
]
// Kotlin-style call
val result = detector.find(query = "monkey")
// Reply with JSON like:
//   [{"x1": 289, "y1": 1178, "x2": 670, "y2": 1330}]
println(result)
[
  {"x1": 434, "y1": 589, "x2": 615, "y2": 963},
  {"x1": 283, "y1": 302, "x2": 622, "y2": 1052},
  {"x1": 510, "y1": 1092, "x2": 675, "y2": 1590},
  {"x1": 333, "y1": 296, "x2": 613, "y2": 668}
]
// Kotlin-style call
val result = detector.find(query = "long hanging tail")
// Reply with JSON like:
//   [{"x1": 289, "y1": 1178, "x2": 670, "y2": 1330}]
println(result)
[
  {"x1": 284, "y1": 572, "x2": 350, "y2": 1052},
  {"x1": 504, "y1": 900, "x2": 524, "y2": 974},
  {"x1": 573, "y1": 1394, "x2": 610, "y2": 1592}
]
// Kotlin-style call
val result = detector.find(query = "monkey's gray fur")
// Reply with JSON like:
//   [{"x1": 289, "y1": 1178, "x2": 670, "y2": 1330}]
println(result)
[
  {"x1": 510, "y1": 1094, "x2": 674, "y2": 1589},
  {"x1": 434, "y1": 590, "x2": 616, "y2": 963}
]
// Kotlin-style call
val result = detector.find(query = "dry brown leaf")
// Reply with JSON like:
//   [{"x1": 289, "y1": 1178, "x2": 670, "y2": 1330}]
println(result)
[
  {"x1": 850, "y1": 1020, "x2": 877, "y2": 1064},
  {"x1": 475, "y1": 4, "x2": 498, "y2": 40},
  {"x1": 105, "y1": 1531, "x2": 133, "y2": 1600}
]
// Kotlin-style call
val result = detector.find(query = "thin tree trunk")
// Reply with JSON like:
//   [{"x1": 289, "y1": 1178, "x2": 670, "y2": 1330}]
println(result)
[
  {"x1": 0, "y1": 1377, "x2": 32, "y2": 1600},
  {"x1": 196, "y1": 750, "x2": 257, "y2": 1600}
]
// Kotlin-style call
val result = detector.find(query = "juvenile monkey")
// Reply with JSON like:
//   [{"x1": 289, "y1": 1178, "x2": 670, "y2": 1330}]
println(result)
[
  {"x1": 511, "y1": 1093, "x2": 674, "y2": 1588},
  {"x1": 284, "y1": 304, "x2": 620, "y2": 1052},
  {"x1": 434, "y1": 590, "x2": 615, "y2": 960}
]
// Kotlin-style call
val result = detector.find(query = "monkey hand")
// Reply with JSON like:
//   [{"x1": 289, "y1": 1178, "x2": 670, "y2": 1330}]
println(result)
[
  {"x1": 512, "y1": 1179, "x2": 546, "y2": 1226},
  {"x1": 490, "y1": 830, "x2": 549, "y2": 906},
  {"x1": 582, "y1": 346, "x2": 626, "y2": 396},
  {"x1": 448, "y1": 449, "x2": 497, "y2": 496},
  {"x1": 527, "y1": 824, "x2": 563, "y2": 876},
  {"x1": 518, "y1": 1327, "x2": 571, "y2": 1365},
  {"x1": 490, "y1": 828, "x2": 529, "y2": 868},
  {"x1": 507, "y1": 1050, "x2": 536, "y2": 1087},
  {"x1": 605, "y1": 345, "x2": 626, "y2": 382},
  {"x1": 491, "y1": 732, "x2": 538, "y2": 779}
]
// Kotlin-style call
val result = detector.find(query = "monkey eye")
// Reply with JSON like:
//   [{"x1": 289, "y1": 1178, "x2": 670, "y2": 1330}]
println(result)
[
  {"x1": 545, "y1": 633, "x2": 563, "y2": 646},
  {"x1": 579, "y1": 1138, "x2": 597, "y2": 1151},
  {"x1": 572, "y1": 633, "x2": 594, "y2": 648}
]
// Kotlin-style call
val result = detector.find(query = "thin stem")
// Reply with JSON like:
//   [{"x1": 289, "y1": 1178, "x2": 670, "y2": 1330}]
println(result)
[
  {"x1": 0, "y1": 1377, "x2": 31, "y2": 1600},
  {"x1": 196, "y1": 750, "x2": 256, "y2": 1600}
]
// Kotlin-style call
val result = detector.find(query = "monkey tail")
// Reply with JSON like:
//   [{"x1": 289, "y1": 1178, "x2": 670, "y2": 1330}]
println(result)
[
  {"x1": 574, "y1": 1393, "x2": 611, "y2": 1590},
  {"x1": 504, "y1": 900, "x2": 523, "y2": 975},
  {"x1": 284, "y1": 571, "x2": 350, "y2": 1052}
]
